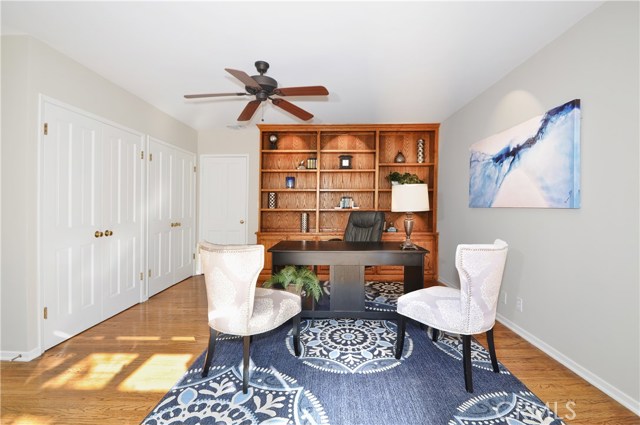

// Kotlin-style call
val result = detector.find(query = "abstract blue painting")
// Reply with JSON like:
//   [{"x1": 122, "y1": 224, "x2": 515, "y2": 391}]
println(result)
[{"x1": 469, "y1": 99, "x2": 581, "y2": 208}]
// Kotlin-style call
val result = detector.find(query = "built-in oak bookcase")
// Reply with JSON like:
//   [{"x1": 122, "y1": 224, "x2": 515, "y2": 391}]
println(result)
[{"x1": 257, "y1": 124, "x2": 439, "y2": 284}]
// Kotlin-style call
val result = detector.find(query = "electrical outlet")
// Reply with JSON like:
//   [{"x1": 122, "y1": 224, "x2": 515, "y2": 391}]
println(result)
[
  {"x1": 516, "y1": 297, "x2": 524, "y2": 312},
  {"x1": 502, "y1": 292, "x2": 508, "y2": 305}
]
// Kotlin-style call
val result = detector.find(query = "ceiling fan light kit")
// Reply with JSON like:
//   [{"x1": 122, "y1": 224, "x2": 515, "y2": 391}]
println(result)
[{"x1": 185, "y1": 61, "x2": 328, "y2": 122}]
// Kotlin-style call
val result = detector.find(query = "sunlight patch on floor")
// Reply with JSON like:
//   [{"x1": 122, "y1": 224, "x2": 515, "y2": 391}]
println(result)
[
  {"x1": 41, "y1": 353, "x2": 138, "y2": 390},
  {"x1": 116, "y1": 336, "x2": 161, "y2": 341},
  {"x1": 118, "y1": 354, "x2": 193, "y2": 392},
  {"x1": 171, "y1": 336, "x2": 196, "y2": 342},
  {"x1": 3, "y1": 414, "x2": 53, "y2": 424}
]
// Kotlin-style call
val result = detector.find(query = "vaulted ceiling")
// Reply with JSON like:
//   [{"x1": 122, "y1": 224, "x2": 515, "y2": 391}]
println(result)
[{"x1": 1, "y1": 1, "x2": 603, "y2": 130}]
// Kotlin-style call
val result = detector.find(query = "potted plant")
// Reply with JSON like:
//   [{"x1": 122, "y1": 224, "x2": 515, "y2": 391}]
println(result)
[
  {"x1": 263, "y1": 265, "x2": 323, "y2": 303},
  {"x1": 386, "y1": 171, "x2": 424, "y2": 185}
]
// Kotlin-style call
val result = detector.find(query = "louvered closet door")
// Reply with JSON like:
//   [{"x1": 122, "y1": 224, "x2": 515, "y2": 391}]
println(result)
[{"x1": 42, "y1": 103, "x2": 105, "y2": 349}]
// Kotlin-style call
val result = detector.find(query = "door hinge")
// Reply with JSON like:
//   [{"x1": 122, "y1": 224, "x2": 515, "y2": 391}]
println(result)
[
  {"x1": 140, "y1": 151, "x2": 144, "y2": 160},
  {"x1": 140, "y1": 272, "x2": 143, "y2": 281},
  {"x1": 148, "y1": 269, "x2": 151, "y2": 278},
  {"x1": 43, "y1": 307, "x2": 48, "y2": 320},
  {"x1": 43, "y1": 123, "x2": 48, "y2": 135},
  {"x1": 149, "y1": 153, "x2": 153, "y2": 161},
  {"x1": 194, "y1": 166, "x2": 197, "y2": 172},
  {"x1": 193, "y1": 253, "x2": 196, "y2": 260}
]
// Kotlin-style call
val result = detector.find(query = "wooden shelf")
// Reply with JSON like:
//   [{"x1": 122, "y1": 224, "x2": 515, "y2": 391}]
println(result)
[{"x1": 257, "y1": 123, "x2": 439, "y2": 282}]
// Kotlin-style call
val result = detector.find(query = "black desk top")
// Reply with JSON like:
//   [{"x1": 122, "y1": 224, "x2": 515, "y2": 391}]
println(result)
[{"x1": 268, "y1": 240, "x2": 428, "y2": 254}]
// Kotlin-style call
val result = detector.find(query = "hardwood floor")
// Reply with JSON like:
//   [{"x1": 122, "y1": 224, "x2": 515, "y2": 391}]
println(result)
[{"x1": 1, "y1": 277, "x2": 637, "y2": 424}]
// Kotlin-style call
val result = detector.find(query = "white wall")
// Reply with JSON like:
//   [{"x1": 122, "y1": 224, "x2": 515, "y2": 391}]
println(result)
[
  {"x1": 439, "y1": 2, "x2": 639, "y2": 412},
  {"x1": 198, "y1": 127, "x2": 261, "y2": 243},
  {"x1": 0, "y1": 35, "x2": 198, "y2": 357}
]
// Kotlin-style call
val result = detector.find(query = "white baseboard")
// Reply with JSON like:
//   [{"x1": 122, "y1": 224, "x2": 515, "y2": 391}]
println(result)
[
  {"x1": 0, "y1": 347, "x2": 42, "y2": 362},
  {"x1": 496, "y1": 313, "x2": 640, "y2": 416},
  {"x1": 438, "y1": 276, "x2": 639, "y2": 416}
]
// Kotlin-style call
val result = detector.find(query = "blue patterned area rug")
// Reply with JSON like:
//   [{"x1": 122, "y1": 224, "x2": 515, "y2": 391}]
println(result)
[{"x1": 142, "y1": 282, "x2": 565, "y2": 425}]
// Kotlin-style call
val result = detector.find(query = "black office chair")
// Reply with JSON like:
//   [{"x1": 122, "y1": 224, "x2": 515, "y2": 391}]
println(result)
[{"x1": 342, "y1": 211, "x2": 385, "y2": 242}]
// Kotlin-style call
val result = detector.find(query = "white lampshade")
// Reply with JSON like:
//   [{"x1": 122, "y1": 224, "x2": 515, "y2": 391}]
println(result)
[{"x1": 391, "y1": 184, "x2": 430, "y2": 212}]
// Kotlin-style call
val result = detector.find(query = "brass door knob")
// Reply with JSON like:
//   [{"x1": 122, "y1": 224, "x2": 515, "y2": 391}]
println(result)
[
  {"x1": 95, "y1": 231, "x2": 104, "y2": 238},
  {"x1": 105, "y1": 230, "x2": 113, "y2": 237},
  {"x1": 240, "y1": 220, "x2": 245, "y2": 224}
]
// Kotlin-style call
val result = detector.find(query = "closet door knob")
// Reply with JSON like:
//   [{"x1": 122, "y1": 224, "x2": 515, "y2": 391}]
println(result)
[
  {"x1": 95, "y1": 231, "x2": 104, "y2": 238},
  {"x1": 105, "y1": 230, "x2": 113, "y2": 237},
  {"x1": 240, "y1": 220, "x2": 245, "y2": 224}
]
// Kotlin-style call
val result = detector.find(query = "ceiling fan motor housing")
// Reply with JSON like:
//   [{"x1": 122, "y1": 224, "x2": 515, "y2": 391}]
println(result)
[{"x1": 247, "y1": 74, "x2": 278, "y2": 100}]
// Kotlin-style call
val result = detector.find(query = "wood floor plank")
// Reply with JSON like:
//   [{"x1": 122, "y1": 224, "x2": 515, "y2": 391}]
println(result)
[{"x1": 1, "y1": 277, "x2": 637, "y2": 424}]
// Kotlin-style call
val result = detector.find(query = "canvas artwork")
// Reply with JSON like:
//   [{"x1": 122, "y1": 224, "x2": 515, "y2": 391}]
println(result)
[{"x1": 469, "y1": 99, "x2": 581, "y2": 208}]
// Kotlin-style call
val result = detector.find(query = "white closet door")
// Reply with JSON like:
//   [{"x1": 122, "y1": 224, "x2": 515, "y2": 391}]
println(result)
[
  {"x1": 147, "y1": 139, "x2": 174, "y2": 296},
  {"x1": 147, "y1": 138, "x2": 195, "y2": 296},
  {"x1": 172, "y1": 150, "x2": 196, "y2": 283},
  {"x1": 101, "y1": 125, "x2": 144, "y2": 318},
  {"x1": 42, "y1": 102, "x2": 104, "y2": 349}
]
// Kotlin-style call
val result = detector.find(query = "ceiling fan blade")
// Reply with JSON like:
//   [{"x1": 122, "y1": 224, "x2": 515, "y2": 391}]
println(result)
[
  {"x1": 272, "y1": 98, "x2": 314, "y2": 121},
  {"x1": 184, "y1": 93, "x2": 247, "y2": 99},
  {"x1": 237, "y1": 100, "x2": 262, "y2": 121},
  {"x1": 225, "y1": 68, "x2": 262, "y2": 90},
  {"x1": 274, "y1": 86, "x2": 329, "y2": 96}
]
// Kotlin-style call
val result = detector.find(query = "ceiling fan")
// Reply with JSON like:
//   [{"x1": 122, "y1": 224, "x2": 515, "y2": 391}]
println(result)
[{"x1": 184, "y1": 61, "x2": 329, "y2": 122}]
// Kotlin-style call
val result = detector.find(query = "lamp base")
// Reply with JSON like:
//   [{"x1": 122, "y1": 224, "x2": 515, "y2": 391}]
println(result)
[
  {"x1": 400, "y1": 239, "x2": 419, "y2": 250},
  {"x1": 400, "y1": 213, "x2": 418, "y2": 250}
]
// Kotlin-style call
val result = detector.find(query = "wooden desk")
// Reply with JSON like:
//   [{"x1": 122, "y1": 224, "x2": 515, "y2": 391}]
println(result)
[{"x1": 268, "y1": 240, "x2": 428, "y2": 319}]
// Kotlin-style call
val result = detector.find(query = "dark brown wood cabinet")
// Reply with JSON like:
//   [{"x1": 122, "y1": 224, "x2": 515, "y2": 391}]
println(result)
[{"x1": 257, "y1": 123, "x2": 439, "y2": 285}]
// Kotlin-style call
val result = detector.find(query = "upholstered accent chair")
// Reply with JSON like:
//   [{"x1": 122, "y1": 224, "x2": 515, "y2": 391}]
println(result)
[
  {"x1": 395, "y1": 239, "x2": 509, "y2": 392},
  {"x1": 343, "y1": 211, "x2": 385, "y2": 242},
  {"x1": 198, "y1": 242, "x2": 302, "y2": 394}
]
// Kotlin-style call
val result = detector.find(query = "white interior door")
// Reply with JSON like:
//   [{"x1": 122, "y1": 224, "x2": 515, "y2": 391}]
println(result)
[
  {"x1": 147, "y1": 138, "x2": 196, "y2": 296},
  {"x1": 199, "y1": 155, "x2": 248, "y2": 245},
  {"x1": 101, "y1": 124, "x2": 144, "y2": 318},
  {"x1": 42, "y1": 103, "x2": 104, "y2": 349},
  {"x1": 172, "y1": 149, "x2": 196, "y2": 283}
]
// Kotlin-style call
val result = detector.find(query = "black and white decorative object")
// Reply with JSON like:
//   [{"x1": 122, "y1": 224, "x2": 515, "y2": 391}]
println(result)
[
  {"x1": 300, "y1": 212, "x2": 309, "y2": 232},
  {"x1": 394, "y1": 151, "x2": 406, "y2": 163},
  {"x1": 417, "y1": 139, "x2": 425, "y2": 163},
  {"x1": 339, "y1": 155, "x2": 353, "y2": 169},
  {"x1": 268, "y1": 192, "x2": 277, "y2": 209}
]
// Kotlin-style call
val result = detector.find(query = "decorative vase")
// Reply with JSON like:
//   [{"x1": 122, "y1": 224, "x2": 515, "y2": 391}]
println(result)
[
  {"x1": 300, "y1": 213, "x2": 309, "y2": 232},
  {"x1": 394, "y1": 151, "x2": 406, "y2": 163},
  {"x1": 268, "y1": 192, "x2": 277, "y2": 209},
  {"x1": 417, "y1": 139, "x2": 425, "y2": 163}
]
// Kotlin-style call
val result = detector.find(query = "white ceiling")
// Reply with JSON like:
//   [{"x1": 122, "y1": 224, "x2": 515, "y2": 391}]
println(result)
[{"x1": 2, "y1": 1, "x2": 603, "y2": 131}]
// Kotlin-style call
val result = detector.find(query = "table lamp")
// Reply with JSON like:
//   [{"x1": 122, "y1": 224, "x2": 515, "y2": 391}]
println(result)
[{"x1": 391, "y1": 183, "x2": 429, "y2": 250}]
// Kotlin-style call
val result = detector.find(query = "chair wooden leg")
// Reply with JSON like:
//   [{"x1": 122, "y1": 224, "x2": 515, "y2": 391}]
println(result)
[
  {"x1": 292, "y1": 314, "x2": 301, "y2": 357},
  {"x1": 201, "y1": 328, "x2": 218, "y2": 377},
  {"x1": 242, "y1": 335, "x2": 251, "y2": 394},
  {"x1": 486, "y1": 328, "x2": 500, "y2": 373},
  {"x1": 462, "y1": 334, "x2": 473, "y2": 393},
  {"x1": 432, "y1": 328, "x2": 439, "y2": 342},
  {"x1": 395, "y1": 314, "x2": 406, "y2": 359}
]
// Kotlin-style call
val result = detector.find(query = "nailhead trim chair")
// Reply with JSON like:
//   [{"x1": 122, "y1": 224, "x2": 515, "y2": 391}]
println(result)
[
  {"x1": 198, "y1": 242, "x2": 302, "y2": 394},
  {"x1": 395, "y1": 239, "x2": 509, "y2": 392}
]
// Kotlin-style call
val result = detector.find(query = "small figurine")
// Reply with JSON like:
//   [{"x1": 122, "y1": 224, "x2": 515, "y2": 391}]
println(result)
[{"x1": 297, "y1": 160, "x2": 306, "y2": 170}]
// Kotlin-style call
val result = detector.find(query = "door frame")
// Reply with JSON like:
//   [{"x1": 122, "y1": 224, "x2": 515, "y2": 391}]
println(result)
[{"x1": 38, "y1": 95, "x2": 146, "y2": 354}]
